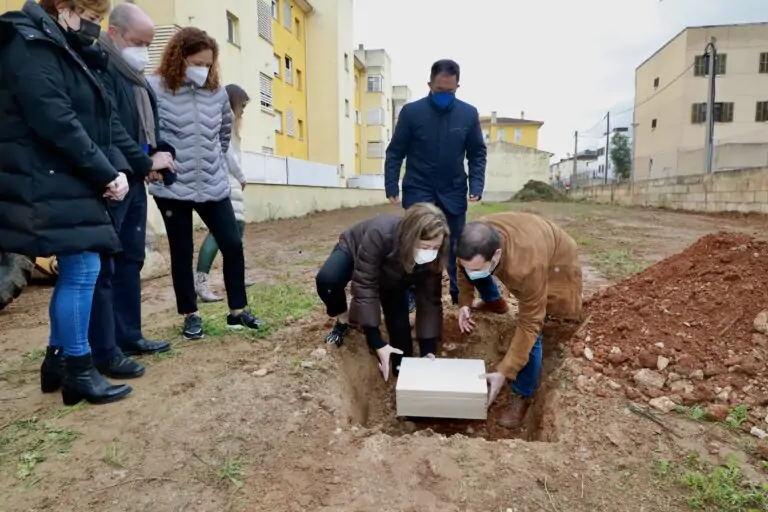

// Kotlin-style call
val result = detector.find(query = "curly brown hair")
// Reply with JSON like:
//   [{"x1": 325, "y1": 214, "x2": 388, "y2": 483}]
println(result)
[{"x1": 155, "y1": 27, "x2": 220, "y2": 93}]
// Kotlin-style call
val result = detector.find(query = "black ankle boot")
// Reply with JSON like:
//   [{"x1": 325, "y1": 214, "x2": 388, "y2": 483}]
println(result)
[
  {"x1": 40, "y1": 347, "x2": 65, "y2": 393},
  {"x1": 61, "y1": 353, "x2": 133, "y2": 406}
]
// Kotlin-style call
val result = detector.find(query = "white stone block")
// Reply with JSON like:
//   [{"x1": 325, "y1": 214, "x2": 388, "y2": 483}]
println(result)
[{"x1": 395, "y1": 358, "x2": 488, "y2": 420}]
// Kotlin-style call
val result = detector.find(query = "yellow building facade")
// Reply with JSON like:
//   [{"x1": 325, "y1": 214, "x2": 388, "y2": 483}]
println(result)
[
  {"x1": 272, "y1": 0, "x2": 310, "y2": 159},
  {"x1": 479, "y1": 112, "x2": 543, "y2": 149},
  {"x1": 354, "y1": 46, "x2": 394, "y2": 175}
]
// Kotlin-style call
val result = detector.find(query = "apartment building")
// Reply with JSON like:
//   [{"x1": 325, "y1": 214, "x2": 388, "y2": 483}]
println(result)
[
  {"x1": 634, "y1": 23, "x2": 768, "y2": 180},
  {"x1": 305, "y1": 0, "x2": 356, "y2": 182},
  {"x1": 480, "y1": 112, "x2": 543, "y2": 149},
  {"x1": 392, "y1": 85, "x2": 411, "y2": 127},
  {"x1": 353, "y1": 54, "x2": 364, "y2": 174},
  {"x1": 112, "y1": 0, "x2": 277, "y2": 155},
  {"x1": 271, "y1": 0, "x2": 311, "y2": 159},
  {"x1": 354, "y1": 45, "x2": 394, "y2": 175}
]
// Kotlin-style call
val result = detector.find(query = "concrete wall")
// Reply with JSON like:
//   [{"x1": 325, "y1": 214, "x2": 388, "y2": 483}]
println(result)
[
  {"x1": 482, "y1": 141, "x2": 550, "y2": 201},
  {"x1": 570, "y1": 166, "x2": 768, "y2": 214},
  {"x1": 147, "y1": 184, "x2": 387, "y2": 235}
]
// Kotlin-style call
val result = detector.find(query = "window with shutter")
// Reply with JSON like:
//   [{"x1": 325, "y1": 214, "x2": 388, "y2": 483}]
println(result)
[
  {"x1": 274, "y1": 111, "x2": 282, "y2": 132},
  {"x1": 283, "y1": 0, "x2": 291, "y2": 30},
  {"x1": 366, "y1": 108, "x2": 384, "y2": 125},
  {"x1": 284, "y1": 56, "x2": 293, "y2": 85},
  {"x1": 366, "y1": 75, "x2": 383, "y2": 92},
  {"x1": 286, "y1": 109, "x2": 295, "y2": 137},
  {"x1": 259, "y1": 72, "x2": 273, "y2": 110},
  {"x1": 146, "y1": 25, "x2": 180, "y2": 76},
  {"x1": 258, "y1": 0, "x2": 272, "y2": 42},
  {"x1": 367, "y1": 141, "x2": 383, "y2": 158}
]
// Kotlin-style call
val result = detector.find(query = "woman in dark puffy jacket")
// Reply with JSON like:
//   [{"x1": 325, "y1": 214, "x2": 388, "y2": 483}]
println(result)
[
  {"x1": 315, "y1": 203, "x2": 449, "y2": 381},
  {"x1": 0, "y1": 0, "x2": 133, "y2": 405}
]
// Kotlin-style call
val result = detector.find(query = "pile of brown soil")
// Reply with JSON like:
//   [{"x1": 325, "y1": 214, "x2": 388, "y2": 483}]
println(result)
[
  {"x1": 512, "y1": 180, "x2": 568, "y2": 202},
  {"x1": 573, "y1": 232, "x2": 768, "y2": 424}
]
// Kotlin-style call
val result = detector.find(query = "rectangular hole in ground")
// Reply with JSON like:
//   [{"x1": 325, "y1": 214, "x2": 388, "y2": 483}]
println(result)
[{"x1": 338, "y1": 312, "x2": 578, "y2": 442}]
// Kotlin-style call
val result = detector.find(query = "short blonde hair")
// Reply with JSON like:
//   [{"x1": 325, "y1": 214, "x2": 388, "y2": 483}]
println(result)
[
  {"x1": 397, "y1": 202, "x2": 450, "y2": 273},
  {"x1": 39, "y1": 0, "x2": 111, "y2": 17}
]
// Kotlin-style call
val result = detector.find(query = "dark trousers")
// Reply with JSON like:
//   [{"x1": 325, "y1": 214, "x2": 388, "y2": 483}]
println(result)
[
  {"x1": 89, "y1": 182, "x2": 147, "y2": 365},
  {"x1": 155, "y1": 197, "x2": 246, "y2": 314},
  {"x1": 444, "y1": 208, "x2": 465, "y2": 297},
  {"x1": 315, "y1": 246, "x2": 413, "y2": 357}
]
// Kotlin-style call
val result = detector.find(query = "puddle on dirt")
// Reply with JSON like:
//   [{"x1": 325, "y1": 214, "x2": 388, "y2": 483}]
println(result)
[{"x1": 338, "y1": 312, "x2": 579, "y2": 442}]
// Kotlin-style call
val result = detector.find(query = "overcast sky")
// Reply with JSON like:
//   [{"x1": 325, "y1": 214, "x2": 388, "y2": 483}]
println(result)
[{"x1": 353, "y1": 0, "x2": 766, "y2": 161}]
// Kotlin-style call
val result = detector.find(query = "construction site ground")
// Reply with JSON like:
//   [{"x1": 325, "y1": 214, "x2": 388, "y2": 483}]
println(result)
[{"x1": 2, "y1": 201, "x2": 768, "y2": 511}]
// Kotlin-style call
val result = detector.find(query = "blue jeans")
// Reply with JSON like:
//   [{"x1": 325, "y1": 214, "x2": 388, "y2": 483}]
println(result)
[
  {"x1": 49, "y1": 252, "x2": 101, "y2": 357},
  {"x1": 468, "y1": 274, "x2": 502, "y2": 303},
  {"x1": 510, "y1": 332, "x2": 543, "y2": 398}
]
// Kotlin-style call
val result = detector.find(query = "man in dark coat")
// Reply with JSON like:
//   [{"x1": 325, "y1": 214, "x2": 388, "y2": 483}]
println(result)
[
  {"x1": 384, "y1": 59, "x2": 503, "y2": 306},
  {"x1": 84, "y1": 2, "x2": 176, "y2": 379}
]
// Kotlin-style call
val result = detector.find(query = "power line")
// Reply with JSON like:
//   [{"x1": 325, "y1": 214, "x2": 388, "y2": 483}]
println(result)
[{"x1": 576, "y1": 61, "x2": 697, "y2": 133}]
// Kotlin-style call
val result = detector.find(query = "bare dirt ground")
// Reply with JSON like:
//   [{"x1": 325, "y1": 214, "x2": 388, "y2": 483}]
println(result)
[{"x1": 2, "y1": 201, "x2": 768, "y2": 511}]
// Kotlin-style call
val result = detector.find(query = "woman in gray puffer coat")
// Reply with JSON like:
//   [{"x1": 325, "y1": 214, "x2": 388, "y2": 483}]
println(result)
[{"x1": 148, "y1": 27, "x2": 262, "y2": 340}]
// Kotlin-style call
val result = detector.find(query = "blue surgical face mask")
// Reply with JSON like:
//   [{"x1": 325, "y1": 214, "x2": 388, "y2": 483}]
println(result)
[
  {"x1": 464, "y1": 256, "x2": 498, "y2": 281},
  {"x1": 430, "y1": 91, "x2": 455, "y2": 110}
]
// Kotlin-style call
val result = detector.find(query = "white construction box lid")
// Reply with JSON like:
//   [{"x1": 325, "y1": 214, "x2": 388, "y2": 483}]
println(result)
[{"x1": 396, "y1": 358, "x2": 488, "y2": 400}]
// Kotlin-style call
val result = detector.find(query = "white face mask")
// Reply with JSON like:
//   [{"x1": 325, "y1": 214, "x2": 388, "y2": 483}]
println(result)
[
  {"x1": 121, "y1": 46, "x2": 149, "y2": 72},
  {"x1": 186, "y1": 66, "x2": 209, "y2": 87},
  {"x1": 414, "y1": 249, "x2": 438, "y2": 265}
]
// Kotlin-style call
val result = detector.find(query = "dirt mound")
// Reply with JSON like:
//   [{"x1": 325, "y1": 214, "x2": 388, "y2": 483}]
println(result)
[
  {"x1": 574, "y1": 232, "x2": 768, "y2": 424},
  {"x1": 512, "y1": 180, "x2": 567, "y2": 202}
]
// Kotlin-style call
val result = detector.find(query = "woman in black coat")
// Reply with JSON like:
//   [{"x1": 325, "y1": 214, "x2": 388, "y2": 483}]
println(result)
[
  {"x1": 315, "y1": 203, "x2": 449, "y2": 381},
  {"x1": 0, "y1": 0, "x2": 133, "y2": 405}
]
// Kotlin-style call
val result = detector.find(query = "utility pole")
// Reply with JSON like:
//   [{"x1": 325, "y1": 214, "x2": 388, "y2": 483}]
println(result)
[
  {"x1": 572, "y1": 131, "x2": 578, "y2": 183},
  {"x1": 704, "y1": 37, "x2": 717, "y2": 173},
  {"x1": 604, "y1": 111, "x2": 610, "y2": 185}
]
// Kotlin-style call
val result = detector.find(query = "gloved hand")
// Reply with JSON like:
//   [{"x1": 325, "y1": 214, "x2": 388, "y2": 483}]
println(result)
[
  {"x1": 482, "y1": 371, "x2": 506, "y2": 408},
  {"x1": 376, "y1": 345, "x2": 403, "y2": 382}
]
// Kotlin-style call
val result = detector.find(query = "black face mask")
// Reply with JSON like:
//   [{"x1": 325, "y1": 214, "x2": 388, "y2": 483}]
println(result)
[{"x1": 67, "y1": 17, "x2": 101, "y2": 47}]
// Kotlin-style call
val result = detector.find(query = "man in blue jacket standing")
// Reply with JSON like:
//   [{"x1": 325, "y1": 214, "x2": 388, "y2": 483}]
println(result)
[{"x1": 384, "y1": 59, "x2": 504, "y2": 309}]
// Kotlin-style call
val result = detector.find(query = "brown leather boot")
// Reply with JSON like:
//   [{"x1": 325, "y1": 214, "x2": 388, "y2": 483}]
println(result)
[
  {"x1": 471, "y1": 298, "x2": 509, "y2": 314},
  {"x1": 497, "y1": 394, "x2": 531, "y2": 429}
]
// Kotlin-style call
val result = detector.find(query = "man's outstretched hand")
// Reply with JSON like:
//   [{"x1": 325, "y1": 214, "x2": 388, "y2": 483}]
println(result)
[
  {"x1": 458, "y1": 306, "x2": 476, "y2": 333},
  {"x1": 469, "y1": 195, "x2": 481, "y2": 202},
  {"x1": 388, "y1": 196, "x2": 400, "y2": 205}
]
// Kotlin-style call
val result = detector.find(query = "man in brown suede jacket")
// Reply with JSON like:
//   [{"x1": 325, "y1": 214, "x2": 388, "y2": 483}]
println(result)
[{"x1": 456, "y1": 212, "x2": 582, "y2": 428}]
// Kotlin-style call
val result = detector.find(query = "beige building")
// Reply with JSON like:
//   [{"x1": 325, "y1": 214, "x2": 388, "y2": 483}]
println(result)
[
  {"x1": 392, "y1": 84, "x2": 412, "y2": 126},
  {"x1": 354, "y1": 45, "x2": 394, "y2": 175},
  {"x1": 634, "y1": 22, "x2": 768, "y2": 181},
  {"x1": 482, "y1": 142, "x2": 552, "y2": 201},
  {"x1": 305, "y1": 0, "x2": 356, "y2": 182}
]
